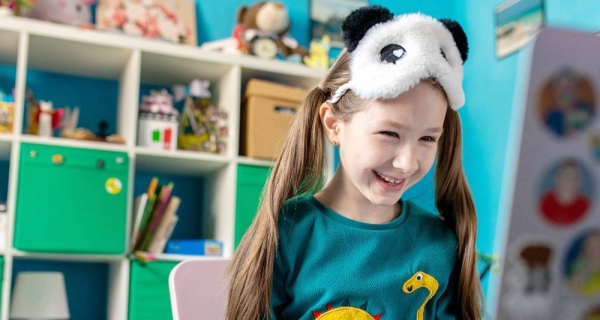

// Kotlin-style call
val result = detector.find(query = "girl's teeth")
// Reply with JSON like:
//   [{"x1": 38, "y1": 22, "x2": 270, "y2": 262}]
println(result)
[{"x1": 377, "y1": 172, "x2": 401, "y2": 184}]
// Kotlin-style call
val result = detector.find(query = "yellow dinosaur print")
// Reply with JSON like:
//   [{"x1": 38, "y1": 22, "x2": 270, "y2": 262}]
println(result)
[
  {"x1": 313, "y1": 303, "x2": 382, "y2": 320},
  {"x1": 402, "y1": 271, "x2": 439, "y2": 320}
]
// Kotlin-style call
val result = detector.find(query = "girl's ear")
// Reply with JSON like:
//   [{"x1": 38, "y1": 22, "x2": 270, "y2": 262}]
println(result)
[{"x1": 319, "y1": 102, "x2": 340, "y2": 144}]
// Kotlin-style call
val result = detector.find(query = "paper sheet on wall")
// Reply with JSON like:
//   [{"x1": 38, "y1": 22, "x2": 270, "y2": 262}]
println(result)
[{"x1": 495, "y1": 27, "x2": 600, "y2": 320}]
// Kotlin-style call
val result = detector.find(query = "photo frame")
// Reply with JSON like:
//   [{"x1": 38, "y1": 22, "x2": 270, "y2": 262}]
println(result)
[
  {"x1": 310, "y1": 0, "x2": 367, "y2": 48},
  {"x1": 495, "y1": 0, "x2": 545, "y2": 59}
]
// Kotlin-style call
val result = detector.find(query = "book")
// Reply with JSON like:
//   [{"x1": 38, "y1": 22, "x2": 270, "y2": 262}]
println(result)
[
  {"x1": 147, "y1": 196, "x2": 181, "y2": 253},
  {"x1": 140, "y1": 182, "x2": 174, "y2": 251},
  {"x1": 134, "y1": 177, "x2": 160, "y2": 251},
  {"x1": 165, "y1": 239, "x2": 223, "y2": 256},
  {"x1": 130, "y1": 193, "x2": 148, "y2": 251}
]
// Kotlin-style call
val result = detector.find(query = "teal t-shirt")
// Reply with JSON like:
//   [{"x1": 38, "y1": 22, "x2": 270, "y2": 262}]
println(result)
[{"x1": 271, "y1": 195, "x2": 459, "y2": 320}]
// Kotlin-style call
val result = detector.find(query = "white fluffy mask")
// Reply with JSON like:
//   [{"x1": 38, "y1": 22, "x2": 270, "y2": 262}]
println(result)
[{"x1": 328, "y1": 7, "x2": 469, "y2": 111}]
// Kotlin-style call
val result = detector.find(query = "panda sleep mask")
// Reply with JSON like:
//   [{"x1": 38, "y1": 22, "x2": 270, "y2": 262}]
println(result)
[{"x1": 327, "y1": 6, "x2": 469, "y2": 111}]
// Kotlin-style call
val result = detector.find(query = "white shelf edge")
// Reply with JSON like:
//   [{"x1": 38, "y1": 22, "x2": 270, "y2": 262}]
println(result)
[
  {"x1": 135, "y1": 147, "x2": 231, "y2": 163},
  {"x1": 19, "y1": 135, "x2": 129, "y2": 152},
  {"x1": 0, "y1": 16, "x2": 325, "y2": 80},
  {"x1": 236, "y1": 156, "x2": 274, "y2": 168},
  {"x1": 10, "y1": 249, "x2": 126, "y2": 262},
  {"x1": 0, "y1": 134, "x2": 15, "y2": 142},
  {"x1": 138, "y1": 252, "x2": 229, "y2": 262}
]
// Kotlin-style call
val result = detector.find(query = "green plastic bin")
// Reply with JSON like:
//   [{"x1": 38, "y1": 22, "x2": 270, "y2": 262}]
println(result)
[
  {"x1": 235, "y1": 164, "x2": 271, "y2": 249},
  {"x1": 129, "y1": 260, "x2": 178, "y2": 320},
  {"x1": 14, "y1": 143, "x2": 129, "y2": 254}
]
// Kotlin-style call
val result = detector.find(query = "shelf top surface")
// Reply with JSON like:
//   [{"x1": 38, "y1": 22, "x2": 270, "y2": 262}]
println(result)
[{"x1": 0, "y1": 16, "x2": 327, "y2": 81}]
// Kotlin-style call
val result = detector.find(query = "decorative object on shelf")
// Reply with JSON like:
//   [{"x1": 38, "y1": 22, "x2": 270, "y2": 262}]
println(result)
[
  {"x1": 96, "y1": 0, "x2": 197, "y2": 45},
  {"x1": 174, "y1": 79, "x2": 228, "y2": 154},
  {"x1": 137, "y1": 89, "x2": 179, "y2": 151},
  {"x1": 233, "y1": 1, "x2": 308, "y2": 60},
  {"x1": 25, "y1": 89, "x2": 62, "y2": 136},
  {"x1": 59, "y1": 106, "x2": 79, "y2": 138},
  {"x1": 310, "y1": 0, "x2": 367, "y2": 49},
  {"x1": 22, "y1": 0, "x2": 95, "y2": 28},
  {"x1": 61, "y1": 107, "x2": 127, "y2": 144},
  {"x1": 495, "y1": 0, "x2": 544, "y2": 59},
  {"x1": 38, "y1": 100, "x2": 61, "y2": 137},
  {"x1": 0, "y1": 0, "x2": 34, "y2": 16},
  {"x1": 303, "y1": 34, "x2": 331, "y2": 70},
  {"x1": 10, "y1": 271, "x2": 70, "y2": 320},
  {"x1": 138, "y1": 112, "x2": 178, "y2": 151},
  {"x1": 140, "y1": 89, "x2": 177, "y2": 115},
  {"x1": 0, "y1": 88, "x2": 14, "y2": 133}
]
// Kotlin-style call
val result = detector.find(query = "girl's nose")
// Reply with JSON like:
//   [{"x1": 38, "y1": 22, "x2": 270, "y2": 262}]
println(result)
[{"x1": 392, "y1": 144, "x2": 418, "y2": 174}]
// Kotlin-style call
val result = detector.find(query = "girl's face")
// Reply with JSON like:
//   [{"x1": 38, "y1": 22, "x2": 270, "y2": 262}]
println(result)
[{"x1": 336, "y1": 81, "x2": 448, "y2": 207}]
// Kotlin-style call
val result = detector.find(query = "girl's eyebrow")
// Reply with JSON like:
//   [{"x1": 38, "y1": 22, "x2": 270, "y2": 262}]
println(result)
[{"x1": 376, "y1": 120, "x2": 443, "y2": 133}]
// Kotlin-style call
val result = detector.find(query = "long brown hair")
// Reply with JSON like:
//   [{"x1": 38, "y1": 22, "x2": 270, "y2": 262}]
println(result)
[{"x1": 226, "y1": 49, "x2": 483, "y2": 319}]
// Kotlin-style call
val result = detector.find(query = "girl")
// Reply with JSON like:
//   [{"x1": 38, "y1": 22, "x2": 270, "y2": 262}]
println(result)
[{"x1": 227, "y1": 5, "x2": 483, "y2": 320}]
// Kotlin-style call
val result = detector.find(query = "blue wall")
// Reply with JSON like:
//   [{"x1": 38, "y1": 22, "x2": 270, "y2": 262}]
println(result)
[
  {"x1": 453, "y1": 0, "x2": 600, "y2": 315},
  {"x1": 195, "y1": 0, "x2": 455, "y2": 48},
  {"x1": 7, "y1": 0, "x2": 600, "y2": 316}
]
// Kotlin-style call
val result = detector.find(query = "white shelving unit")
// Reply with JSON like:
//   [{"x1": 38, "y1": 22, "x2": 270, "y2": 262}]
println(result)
[{"x1": 0, "y1": 16, "x2": 332, "y2": 320}]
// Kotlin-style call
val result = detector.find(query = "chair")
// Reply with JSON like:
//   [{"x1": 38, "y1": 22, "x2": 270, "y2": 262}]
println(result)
[{"x1": 169, "y1": 258, "x2": 231, "y2": 320}]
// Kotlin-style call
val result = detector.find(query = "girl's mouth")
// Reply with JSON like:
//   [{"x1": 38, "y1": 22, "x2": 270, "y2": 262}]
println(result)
[{"x1": 374, "y1": 171, "x2": 406, "y2": 190}]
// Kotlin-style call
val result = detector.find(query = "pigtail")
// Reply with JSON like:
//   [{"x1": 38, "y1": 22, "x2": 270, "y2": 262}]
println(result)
[
  {"x1": 226, "y1": 86, "x2": 328, "y2": 319},
  {"x1": 435, "y1": 109, "x2": 484, "y2": 319}
]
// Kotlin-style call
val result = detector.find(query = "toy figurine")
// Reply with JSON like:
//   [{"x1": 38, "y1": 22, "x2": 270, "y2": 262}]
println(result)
[{"x1": 303, "y1": 35, "x2": 331, "y2": 70}]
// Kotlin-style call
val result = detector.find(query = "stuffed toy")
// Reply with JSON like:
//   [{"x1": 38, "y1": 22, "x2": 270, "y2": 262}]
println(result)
[
  {"x1": 233, "y1": 1, "x2": 308, "y2": 60},
  {"x1": 24, "y1": 0, "x2": 95, "y2": 27}
]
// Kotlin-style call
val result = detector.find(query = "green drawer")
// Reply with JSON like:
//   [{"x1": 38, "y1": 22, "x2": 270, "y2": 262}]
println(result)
[
  {"x1": 14, "y1": 143, "x2": 129, "y2": 254},
  {"x1": 235, "y1": 164, "x2": 271, "y2": 249},
  {"x1": 129, "y1": 260, "x2": 178, "y2": 320}
]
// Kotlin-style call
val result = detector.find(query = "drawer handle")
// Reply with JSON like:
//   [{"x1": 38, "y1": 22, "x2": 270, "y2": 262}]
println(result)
[
  {"x1": 52, "y1": 154, "x2": 64, "y2": 165},
  {"x1": 274, "y1": 106, "x2": 296, "y2": 114}
]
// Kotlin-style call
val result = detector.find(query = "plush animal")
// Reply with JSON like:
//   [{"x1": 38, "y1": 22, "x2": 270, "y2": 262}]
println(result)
[
  {"x1": 24, "y1": 0, "x2": 95, "y2": 27},
  {"x1": 234, "y1": 1, "x2": 308, "y2": 60}
]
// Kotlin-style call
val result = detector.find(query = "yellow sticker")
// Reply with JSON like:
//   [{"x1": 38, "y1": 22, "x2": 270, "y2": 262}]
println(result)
[{"x1": 105, "y1": 178, "x2": 122, "y2": 195}]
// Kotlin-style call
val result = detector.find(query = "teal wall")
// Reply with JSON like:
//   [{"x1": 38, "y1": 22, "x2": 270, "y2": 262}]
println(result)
[
  {"x1": 5, "y1": 0, "x2": 600, "y2": 317},
  {"x1": 195, "y1": 1, "x2": 455, "y2": 48},
  {"x1": 453, "y1": 0, "x2": 600, "y2": 315}
]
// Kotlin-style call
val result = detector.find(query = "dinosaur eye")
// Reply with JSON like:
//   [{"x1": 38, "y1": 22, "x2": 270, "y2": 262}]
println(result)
[
  {"x1": 379, "y1": 44, "x2": 405, "y2": 64},
  {"x1": 416, "y1": 274, "x2": 423, "y2": 281}
]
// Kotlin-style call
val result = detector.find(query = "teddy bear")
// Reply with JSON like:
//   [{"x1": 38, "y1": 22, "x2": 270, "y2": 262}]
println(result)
[{"x1": 233, "y1": 1, "x2": 308, "y2": 60}]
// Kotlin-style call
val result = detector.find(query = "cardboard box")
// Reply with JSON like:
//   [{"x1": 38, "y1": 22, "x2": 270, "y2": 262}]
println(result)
[{"x1": 241, "y1": 79, "x2": 308, "y2": 160}]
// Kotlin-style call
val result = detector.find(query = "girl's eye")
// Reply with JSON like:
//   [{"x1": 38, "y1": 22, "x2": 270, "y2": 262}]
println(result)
[
  {"x1": 420, "y1": 136, "x2": 437, "y2": 142},
  {"x1": 381, "y1": 131, "x2": 399, "y2": 138}
]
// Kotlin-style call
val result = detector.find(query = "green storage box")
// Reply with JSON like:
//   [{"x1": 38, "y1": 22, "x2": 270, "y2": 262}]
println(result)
[
  {"x1": 129, "y1": 260, "x2": 178, "y2": 320},
  {"x1": 14, "y1": 143, "x2": 129, "y2": 254},
  {"x1": 235, "y1": 164, "x2": 271, "y2": 248}
]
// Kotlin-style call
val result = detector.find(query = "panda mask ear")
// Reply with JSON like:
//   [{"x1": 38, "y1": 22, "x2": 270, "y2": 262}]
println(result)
[
  {"x1": 328, "y1": 6, "x2": 470, "y2": 111},
  {"x1": 439, "y1": 18, "x2": 469, "y2": 63},
  {"x1": 341, "y1": 5, "x2": 394, "y2": 52}
]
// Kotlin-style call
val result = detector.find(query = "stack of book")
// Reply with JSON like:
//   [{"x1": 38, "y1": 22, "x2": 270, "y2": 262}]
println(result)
[{"x1": 131, "y1": 177, "x2": 181, "y2": 254}]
